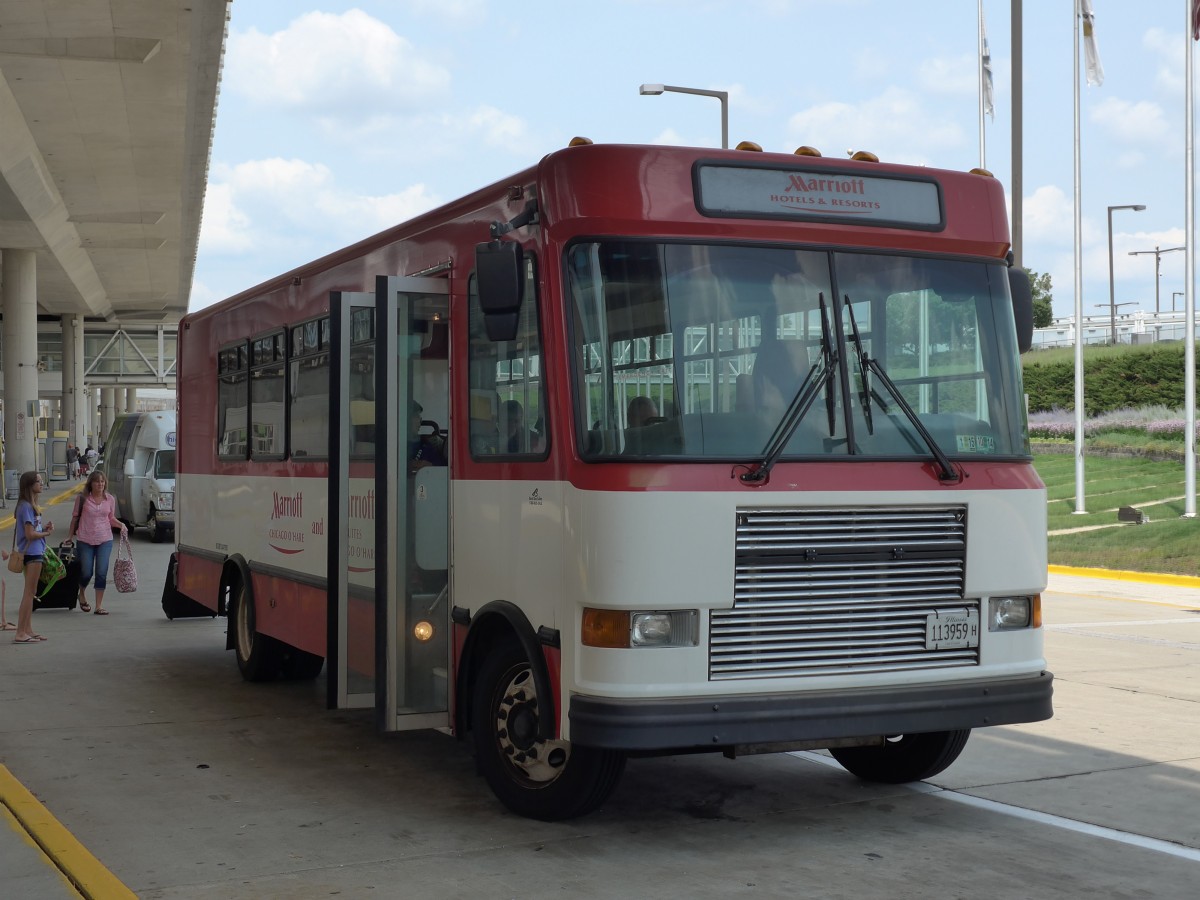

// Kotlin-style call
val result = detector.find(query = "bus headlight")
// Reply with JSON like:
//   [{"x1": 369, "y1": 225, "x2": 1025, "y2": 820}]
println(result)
[
  {"x1": 582, "y1": 608, "x2": 698, "y2": 648},
  {"x1": 989, "y1": 595, "x2": 1040, "y2": 630},
  {"x1": 413, "y1": 620, "x2": 435, "y2": 642},
  {"x1": 156, "y1": 492, "x2": 174, "y2": 511}
]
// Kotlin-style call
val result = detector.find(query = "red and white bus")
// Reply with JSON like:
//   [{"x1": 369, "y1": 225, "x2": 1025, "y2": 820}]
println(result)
[{"x1": 168, "y1": 141, "x2": 1051, "y2": 820}]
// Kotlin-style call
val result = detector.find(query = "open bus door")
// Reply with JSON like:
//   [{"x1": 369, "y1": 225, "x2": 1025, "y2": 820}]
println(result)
[{"x1": 328, "y1": 277, "x2": 451, "y2": 732}]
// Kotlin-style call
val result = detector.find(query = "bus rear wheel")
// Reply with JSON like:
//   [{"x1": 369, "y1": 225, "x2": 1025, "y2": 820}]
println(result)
[
  {"x1": 232, "y1": 575, "x2": 280, "y2": 682},
  {"x1": 472, "y1": 641, "x2": 625, "y2": 821},
  {"x1": 829, "y1": 729, "x2": 971, "y2": 784}
]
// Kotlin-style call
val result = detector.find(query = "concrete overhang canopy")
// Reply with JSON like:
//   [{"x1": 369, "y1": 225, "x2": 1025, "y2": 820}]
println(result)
[{"x1": 0, "y1": 1, "x2": 229, "y2": 323}]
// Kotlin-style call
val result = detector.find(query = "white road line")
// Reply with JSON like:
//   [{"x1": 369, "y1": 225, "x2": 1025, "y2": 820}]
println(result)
[
  {"x1": 1046, "y1": 619, "x2": 1200, "y2": 628},
  {"x1": 790, "y1": 750, "x2": 1200, "y2": 862}
]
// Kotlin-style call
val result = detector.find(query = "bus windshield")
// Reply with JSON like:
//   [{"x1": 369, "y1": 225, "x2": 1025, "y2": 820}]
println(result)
[{"x1": 567, "y1": 241, "x2": 1029, "y2": 461}]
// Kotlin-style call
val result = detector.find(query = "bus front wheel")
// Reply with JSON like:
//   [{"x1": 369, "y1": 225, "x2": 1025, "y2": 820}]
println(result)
[
  {"x1": 829, "y1": 729, "x2": 971, "y2": 784},
  {"x1": 471, "y1": 641, "x2": 625, "y2": 821}
]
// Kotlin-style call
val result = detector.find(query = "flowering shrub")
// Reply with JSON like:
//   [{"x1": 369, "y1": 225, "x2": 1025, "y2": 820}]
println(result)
[{"x1": 1028, "y1": 406, "x2": 1200, "y2": 440}]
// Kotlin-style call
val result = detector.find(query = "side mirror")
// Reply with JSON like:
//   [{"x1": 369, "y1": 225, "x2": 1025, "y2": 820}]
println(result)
[
  {"x1": 1008, "y1": 267, "x2": 1034, "y2": 354},
  {"x1": 475, "y1": 240, "x2": 524, "y2": 342},
  {"x1": 124, "y1": 458, "x2": 135, "y2": 477}
]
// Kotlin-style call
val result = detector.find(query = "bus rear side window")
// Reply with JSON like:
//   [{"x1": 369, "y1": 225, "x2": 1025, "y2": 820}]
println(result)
[
  {"x1": 250, "y1": 332, "x2": 286, "y2": 458},
  {"x1": 217, "y1": 344, "x2": 248, "y2": 458}
]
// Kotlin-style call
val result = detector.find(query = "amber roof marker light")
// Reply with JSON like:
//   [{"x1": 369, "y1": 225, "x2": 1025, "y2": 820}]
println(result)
[{"x1": 639, "y1": 83, "x2": 729, "y2": 149}]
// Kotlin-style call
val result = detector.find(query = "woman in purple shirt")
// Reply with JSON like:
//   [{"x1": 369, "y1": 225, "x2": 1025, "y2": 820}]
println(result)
[
  {"x1": 66, "y1": 470, "x2": 127, "y2": 616},
  {"x1": 13, "y1": 471, "x2": 52, "y2": 643}
]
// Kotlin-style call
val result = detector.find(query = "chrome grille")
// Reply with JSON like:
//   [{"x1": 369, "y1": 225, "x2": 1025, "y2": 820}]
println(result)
[{"x1": 710, "y1": 506, "x2": 975, "y2": 680}]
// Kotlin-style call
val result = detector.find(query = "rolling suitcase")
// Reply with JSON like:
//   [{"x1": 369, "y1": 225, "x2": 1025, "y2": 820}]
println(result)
[{"x1": 34, "y1": 543, "x2": 80, "y2": 611}]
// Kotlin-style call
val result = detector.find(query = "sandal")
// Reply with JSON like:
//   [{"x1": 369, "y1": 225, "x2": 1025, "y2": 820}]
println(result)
[
  {"x1": 79, "y1": 599, "x2": 91, "y2": 612},
  {"x1": 94, "y1": 608, "x2": 109, "y2": 615}
]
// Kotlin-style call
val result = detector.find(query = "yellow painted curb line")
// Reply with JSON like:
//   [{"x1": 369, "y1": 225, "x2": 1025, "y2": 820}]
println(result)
[
  {"x1": 1048, "y1": 564, "x2": 1200, "y2": 589},
  {"x1": 0, "y1": 764, "x2": 136, "y2": 900},
  {"x1": 0, "y1": 483, "x2": 85, "y2": 531}
]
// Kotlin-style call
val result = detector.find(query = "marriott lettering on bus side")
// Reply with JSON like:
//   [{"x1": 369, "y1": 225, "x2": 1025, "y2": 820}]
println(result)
[{"x1": 771, "y1": 173, "x2": 882, "y2": 211}]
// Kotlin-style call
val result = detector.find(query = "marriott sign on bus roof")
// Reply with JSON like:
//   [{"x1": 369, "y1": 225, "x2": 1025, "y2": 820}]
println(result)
[{"x1": 694, "y1": 161, "x2": 944, "y2": 230}]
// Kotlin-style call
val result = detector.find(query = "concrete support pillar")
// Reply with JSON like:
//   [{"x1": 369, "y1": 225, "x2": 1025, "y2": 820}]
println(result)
[
  {"x1": 125, "y1": 386, "x2": 138, "y2": 413},
  {"x1": 100, "y1": 387, "x2": 117, "y2": 445},
  {"x1": 62, "y1": 313, "x2": 87, "y2": 445},
  {"x1": 2, "y1": 249, "x2": 40, "y2": 477}
]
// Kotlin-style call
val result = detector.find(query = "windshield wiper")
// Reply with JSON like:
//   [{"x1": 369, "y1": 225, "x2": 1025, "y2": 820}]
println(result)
[
  {"x1": 741, "y1": 293, "x2": 838, "y2": 483},
  {"x1": 843, "y1": 296, "x2": 874, "y2": 434},
  {"x1": 842, "y1": 301, "x2": 960, "y2": 483}
]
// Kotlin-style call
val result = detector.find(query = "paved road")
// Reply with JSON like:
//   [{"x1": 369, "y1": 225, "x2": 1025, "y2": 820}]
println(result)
[{"x1": 2, "y1": 489, "x2": 1198, "y2": 898}]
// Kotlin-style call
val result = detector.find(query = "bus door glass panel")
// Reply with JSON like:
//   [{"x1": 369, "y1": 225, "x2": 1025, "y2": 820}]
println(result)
[
  {"x1": 832, "y1": 254, "x2": 1026, "y2": 458},
  {"x1": 331, "y1": 292, "x2": 378, "y2": 710},
  {"x1": 567, "y1": 241, "x2": 836, "y2": 459},
  {"x1": 378, "y1": 275, "x2": 451, "y2": 732}
]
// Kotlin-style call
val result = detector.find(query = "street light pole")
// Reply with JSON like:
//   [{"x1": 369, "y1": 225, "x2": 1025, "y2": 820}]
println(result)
[
  {"x1": 1107, "y1": 204, "x2": 1146, "y2": 344},
  {"x1": 1128, "y1": 245, "x2": 1184, "y2": 313},
  {"x1": 1172, "y1": 291, "x2": 1185, "y2": 312},
  {"x1": 639, "y1": 84, "x2": 729, "y2": 149}
]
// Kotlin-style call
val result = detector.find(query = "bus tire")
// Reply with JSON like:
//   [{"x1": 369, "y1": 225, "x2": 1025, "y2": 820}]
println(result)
[
  {"x1": 280, "y1": 647, "x2": 324, "y2": 680},
  {"x1": 231, "y1": 573, "x2": 280, "y2": 682},
  {"x1": 471, "y1": 640, "x2": 625, "y2": 821},
  {"x1": 829, "y1": 729, "x2": 971, "y2": 784}
]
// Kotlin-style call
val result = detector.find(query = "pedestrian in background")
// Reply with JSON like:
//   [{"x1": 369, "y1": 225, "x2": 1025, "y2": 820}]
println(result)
[
  {"x1": 66, "y1": 442, "x2": 80, "y2": 480},
  {"x1": 12, "y1": 471, "x2": 52, "y2": 643},
  {"x1": 67, "y1": 470, "x2": 127, "y2": 616}
]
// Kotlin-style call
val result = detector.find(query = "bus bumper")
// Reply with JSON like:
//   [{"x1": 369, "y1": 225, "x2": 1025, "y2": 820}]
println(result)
[{"x1": 568, "y1": 671, "x2": 1053, "y2": 751}]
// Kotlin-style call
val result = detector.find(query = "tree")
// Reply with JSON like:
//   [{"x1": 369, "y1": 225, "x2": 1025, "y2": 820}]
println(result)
[{"x1": 1027, "y1": 269, "x2": 1054, "y2": 328}]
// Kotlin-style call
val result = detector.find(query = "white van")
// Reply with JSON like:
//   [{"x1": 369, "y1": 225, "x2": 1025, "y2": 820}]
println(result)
[{"x1": 102, "y1": 411, "x2": 176, "y2": 542}]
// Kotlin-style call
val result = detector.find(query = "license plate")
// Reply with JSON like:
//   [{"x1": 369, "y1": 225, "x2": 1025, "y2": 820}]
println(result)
[{"x1": 925, "y1": 609, "x2": 979, "y2": 650}]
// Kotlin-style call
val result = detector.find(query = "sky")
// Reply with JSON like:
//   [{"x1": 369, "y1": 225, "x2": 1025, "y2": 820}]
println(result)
[{"x1": 191, "y1": 0, "x2": 1200, "y2": 322}]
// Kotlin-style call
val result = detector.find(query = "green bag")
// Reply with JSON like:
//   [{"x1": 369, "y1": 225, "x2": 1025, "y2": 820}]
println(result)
[{"x1": 37, "y1": 545, "x2": 66, "y2": 595}]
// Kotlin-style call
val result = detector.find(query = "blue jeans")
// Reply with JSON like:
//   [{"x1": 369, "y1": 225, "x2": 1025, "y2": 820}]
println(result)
[{"x1": 77, "y1": 539, "x2": 113, "y2": 591}]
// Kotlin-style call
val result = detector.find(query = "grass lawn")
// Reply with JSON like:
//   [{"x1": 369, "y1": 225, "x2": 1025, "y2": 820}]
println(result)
[{"x1": 1034, "y1": 453, "x2": 1199, "y2": 577}]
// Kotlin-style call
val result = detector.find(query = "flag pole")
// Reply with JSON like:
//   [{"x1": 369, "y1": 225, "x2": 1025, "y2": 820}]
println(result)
[
  {"x1": 1073, "y1": 0, "x2": 1087, "y2": 514},
  {"x1": 1185, "y1": 0, "x2": 1196, "y2": 518},
  {"x1": 978, "y1": 0, "x2": 986, "y2": 169}
]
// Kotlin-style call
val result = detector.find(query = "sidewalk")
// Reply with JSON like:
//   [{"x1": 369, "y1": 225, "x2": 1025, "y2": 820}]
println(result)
[{"x1": 1, "y1": 472, "x2": 136, "y2": 899}]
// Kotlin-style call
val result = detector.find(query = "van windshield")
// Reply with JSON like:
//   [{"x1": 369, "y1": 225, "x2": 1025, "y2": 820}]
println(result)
[{"x1": 155, "y1": 449, "x2": 176, "y2": 479}]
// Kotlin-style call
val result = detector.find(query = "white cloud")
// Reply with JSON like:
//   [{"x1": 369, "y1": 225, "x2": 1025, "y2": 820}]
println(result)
[
  {"x1": 917, "y1": 54, "x2": 977, "y2": 96},
  {"x1": 1090, "y1": 97, "x2": 1170, "y2": 147},
  {"x1": 406, "y1": 0, "x2": 489, "y2": 18},
  {"x1": 226, "y1": 10, "x2": 450, "y2": 113},
  {"x1": 786, "y1": 87, "x2": 964, "y2": 165},
  {"x1": 198, "y1": 181, "x2": 254, "y2": 254},
  {"x1": 1023, "y1": 185, "x2": 1076, "y2": 248},
  {"x1": 1144, "y1": 28, "x2": 1183, "y2": 95},
  {"x1": 199, "y1": 157, "x2": 442, "y2": 278},
  {"x1": 468, "y1": 105, "x2": 534, "y2": 155}
]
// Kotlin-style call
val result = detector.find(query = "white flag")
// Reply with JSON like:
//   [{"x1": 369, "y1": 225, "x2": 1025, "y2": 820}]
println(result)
[
  {"x1": 981, "y1": 15, "x2": 995, "y2": 119},
  {"x1": 1080, "y1": 0, "x2": 1104, "y2": 87}
]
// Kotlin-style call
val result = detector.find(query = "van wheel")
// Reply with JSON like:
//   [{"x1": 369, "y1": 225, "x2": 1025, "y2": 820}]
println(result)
[
  {"x1": 829, "y1": 730, "x2": 971, "y2": 784},
  {"x1": 231, "y1": 574, "x2": 280, "y2": 682},
  {"x1": 148, "y1": 508, "x2": 165, "y2": 543},
  {"x1": 472, "y1": 641, "x2": 625, "y2": 820}
]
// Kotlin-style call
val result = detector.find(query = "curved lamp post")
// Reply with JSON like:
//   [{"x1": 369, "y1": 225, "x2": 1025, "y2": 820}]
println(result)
[
  {"x1": 639, "y1": 84, "x2": 729, "y2": 150},
  {"x1": 1106, "y1": 204, "x2": 1146, "y2": 345}
]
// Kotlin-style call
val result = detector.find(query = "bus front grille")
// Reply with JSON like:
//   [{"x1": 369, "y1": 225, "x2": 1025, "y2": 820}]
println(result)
[{"x1": 711, "y1": 506, "x2": 974, "y2": 680}]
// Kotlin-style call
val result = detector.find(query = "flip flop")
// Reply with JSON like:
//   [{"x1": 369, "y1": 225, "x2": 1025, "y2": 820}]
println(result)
[
  {"x1": 13, "y1": 636, "x2": 39, "y2": 643},
  {"x1": 94, "y1": 609, "x2": 109, "y2": 616},
  {"x1": 1, "y1": 622, "x2": 16, "y2": 631},
  {"x1": 79, "y1": 600, "x2": 91, "y2": 612}
]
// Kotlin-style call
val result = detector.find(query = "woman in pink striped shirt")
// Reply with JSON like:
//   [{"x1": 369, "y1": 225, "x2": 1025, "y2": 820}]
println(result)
[{"x1": 66, "y1": 471, "x2": 128, "y2": 615}]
